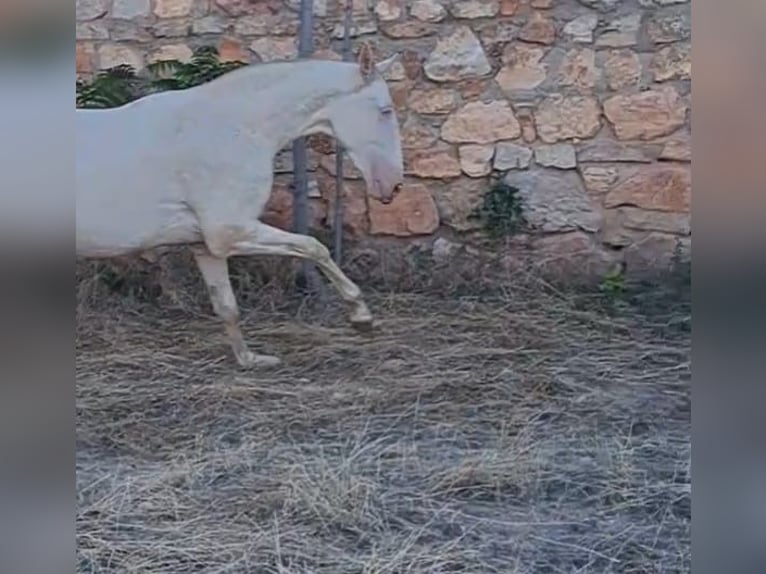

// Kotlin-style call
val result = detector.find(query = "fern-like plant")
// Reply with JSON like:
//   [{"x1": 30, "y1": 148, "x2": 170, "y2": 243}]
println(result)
[
  {"x1": 76, "y1": 46, "x2": 248, "y2": 109},
  {"x1": 76, "y1": 64, "x2": 143, "y2": 109},
  {"x1": 147, "y1": 46, "x2": 248, "y2": 92}
]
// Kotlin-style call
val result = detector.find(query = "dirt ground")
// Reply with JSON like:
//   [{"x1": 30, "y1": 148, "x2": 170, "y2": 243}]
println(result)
[{"x1": 76, "y1": 262, "x2": 690, "y2": 573}]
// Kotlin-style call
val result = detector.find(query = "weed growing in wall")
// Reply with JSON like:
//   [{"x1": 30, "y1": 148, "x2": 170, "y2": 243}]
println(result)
[
  {"x1": 470, "y1": 180, "x2": 526, "y2": 240},
  {"x1": 600, "y1": 262, "x2": 627, "y2": 300}
]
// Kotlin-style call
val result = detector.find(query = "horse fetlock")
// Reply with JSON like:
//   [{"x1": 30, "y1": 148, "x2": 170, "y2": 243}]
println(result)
[{"x1": 211, "y1": 292, "x2": 239, "y2": 324}]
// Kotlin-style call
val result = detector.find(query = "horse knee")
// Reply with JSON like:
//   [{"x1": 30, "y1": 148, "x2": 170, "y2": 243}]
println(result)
[
  {"x1": 203, "y1": 224, "x2": 251, "y2": 259},
  {"x1": 204, "y1": 239, "x2": 231, "y2": 260},
  {"x1": 306, "y1": 237, "x2": 331, "y2": 263}
]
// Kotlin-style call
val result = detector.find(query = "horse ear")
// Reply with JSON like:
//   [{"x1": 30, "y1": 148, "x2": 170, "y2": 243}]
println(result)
[{"x1": 357, "y1": 42, "x2": 375, "y2": 82}]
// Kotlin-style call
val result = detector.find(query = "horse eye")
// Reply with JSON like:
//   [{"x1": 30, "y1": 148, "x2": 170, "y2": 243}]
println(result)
[{"x1": 380, "y1": 107, "x2": 393, "y2": 116}]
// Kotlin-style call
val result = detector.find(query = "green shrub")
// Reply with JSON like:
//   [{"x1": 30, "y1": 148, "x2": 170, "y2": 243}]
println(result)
[
  {"x1": 146, "y1": 45, "x2": 248, "y2": 91},
  {"x1": 599, "y1": 263, "x2": 627, "y2": 300},
  {"x1": 76, "y1": 64, "x2": 143, "y2": 109},
  {"x1": 469, "y1": 180, "x2": 526, "y2": 239},
  {"x1": 76, "y1": 46, "x2": 248, "y2": 109}
]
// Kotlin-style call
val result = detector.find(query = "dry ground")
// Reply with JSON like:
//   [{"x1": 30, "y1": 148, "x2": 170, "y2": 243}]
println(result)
[{"x1": 76, "y1": 258, "x2": 690, "y2": 573}]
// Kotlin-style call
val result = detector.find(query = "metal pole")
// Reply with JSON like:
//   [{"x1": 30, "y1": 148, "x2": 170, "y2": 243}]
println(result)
[
  {"x1": 332, "y1": 0, "x2": 354, "y2": 263},
  {"x1": 292, "y1": 0, "x2": 315, "y2": 285}
]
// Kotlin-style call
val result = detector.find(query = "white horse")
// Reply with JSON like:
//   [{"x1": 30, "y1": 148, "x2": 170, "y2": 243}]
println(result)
[{"x1": 76, "y1": 46, "x2": 404, "y2": 368}]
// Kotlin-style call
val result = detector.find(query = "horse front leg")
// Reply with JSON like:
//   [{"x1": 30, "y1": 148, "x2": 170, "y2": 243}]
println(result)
[
  {"x1": 207, "y1": 222, "x2": 374, "y2": 331},
  {"x1": 191, "y1": 245, "x2": 282, "y2": 369}
]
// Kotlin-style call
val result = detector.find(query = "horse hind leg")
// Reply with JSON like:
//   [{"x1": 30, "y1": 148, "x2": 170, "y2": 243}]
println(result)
[{"x1": 191, "y1": 246, "x2": 281, "y2": 369}]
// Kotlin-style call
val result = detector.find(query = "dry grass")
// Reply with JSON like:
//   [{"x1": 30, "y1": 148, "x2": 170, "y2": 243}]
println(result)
[{"x1": 76, "y1": 253, "x2": 690, "y2": 573}]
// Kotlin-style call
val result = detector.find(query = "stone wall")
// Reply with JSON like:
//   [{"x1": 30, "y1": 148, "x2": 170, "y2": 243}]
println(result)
[{"x1": 76, "y1": 0, "x2": 691, "y2": 275}]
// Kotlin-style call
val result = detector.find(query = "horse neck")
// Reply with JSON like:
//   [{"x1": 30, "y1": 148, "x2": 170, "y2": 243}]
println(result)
[{"x1": 199, "y1": 60, "x2": 360, "y2": 153}]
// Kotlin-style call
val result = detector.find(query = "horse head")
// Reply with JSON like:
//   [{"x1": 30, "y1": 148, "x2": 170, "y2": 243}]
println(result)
[{"x1": 320, "y1": 44, "x2": 405, "y2": 204}]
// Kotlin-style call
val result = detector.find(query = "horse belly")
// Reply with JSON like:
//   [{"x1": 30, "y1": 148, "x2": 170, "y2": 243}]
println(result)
[
  {"x1": 77, "y1": 115, "x2": 203, "y2": 257},
  {"x1": 76, "y1": 196, "x2": 201, "y2": 258}
]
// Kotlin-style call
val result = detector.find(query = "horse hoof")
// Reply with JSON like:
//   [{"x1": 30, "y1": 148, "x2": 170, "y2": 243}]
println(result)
[
  {"x1": 350, "y1": 318, "x2": 375, "y2": 333},
  {"x1": 237, "y1": 352, "x2": 282, "y2": 369},
  {"x1": 349, "y1": 302, "x2": 374, "y2": 332}
]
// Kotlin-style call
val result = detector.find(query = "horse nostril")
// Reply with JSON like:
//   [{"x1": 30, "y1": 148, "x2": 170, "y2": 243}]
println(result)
[{"x1": 393, "y1": 183, "x2": 403, "y2": 194}]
